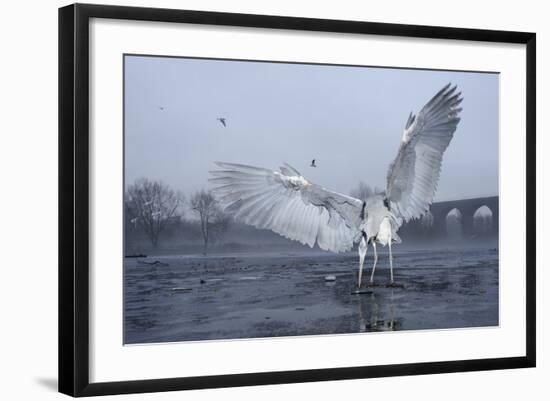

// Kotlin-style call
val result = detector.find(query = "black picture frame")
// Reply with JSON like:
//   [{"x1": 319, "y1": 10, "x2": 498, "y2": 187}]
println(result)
[{"x1": 59, "y1": 3, "x2": 536, "y2": 397}]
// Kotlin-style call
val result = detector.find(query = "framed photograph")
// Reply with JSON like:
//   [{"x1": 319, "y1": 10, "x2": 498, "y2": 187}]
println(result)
[{"x1": 59, "y1": 3, "x2": 536, "y2": 397}]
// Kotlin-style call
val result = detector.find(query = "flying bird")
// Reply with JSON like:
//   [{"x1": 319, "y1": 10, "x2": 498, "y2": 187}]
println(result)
[
  {"x1": 217, "y1": 117, "x2": 227, "y2": 127},
  {"x1": 209, "y1": 84, "x2": 463, "y2": 287},
  {"x1": 310, "y1": 159, "x2": 317, "y2": 167},
  {"x1": 159, "y1": 106, "x2": 164, "y2": 111}
]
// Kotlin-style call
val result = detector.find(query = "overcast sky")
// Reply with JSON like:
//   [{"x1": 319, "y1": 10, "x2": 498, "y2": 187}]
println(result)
[{"x1": 124, "y1": 55, "x2": 499, "y2": 202}]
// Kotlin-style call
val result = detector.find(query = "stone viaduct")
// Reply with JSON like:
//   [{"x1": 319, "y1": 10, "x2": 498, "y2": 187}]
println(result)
[{"x1": 400, "y1": 196, "x2": 499, "y2": 239}]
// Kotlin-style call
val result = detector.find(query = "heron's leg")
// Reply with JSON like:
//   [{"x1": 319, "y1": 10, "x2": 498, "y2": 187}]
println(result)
[
  {"x1": 389, "y1": 240, "x2": 394, "y2": 284},
  {"x1": 358, "y1": 246, "x2": 367, "y2": 288},
  {"x1": 370, "y1": 242, "x2": 378, "y2": 284}
]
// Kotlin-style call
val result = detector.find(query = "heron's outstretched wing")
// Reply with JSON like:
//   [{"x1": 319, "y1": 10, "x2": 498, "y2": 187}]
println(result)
[
  {"x1": 209, "y1": 162, "x2": 363, "y2": 252},
  {"x1": 386, "y1": 84, "x2": 463, "y2": 222}
]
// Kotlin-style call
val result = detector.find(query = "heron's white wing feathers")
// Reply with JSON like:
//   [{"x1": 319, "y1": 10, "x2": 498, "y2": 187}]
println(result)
[
  {"x1": 210, "y1": 162, "x2": 363, "y2": 252},
  {"x1": 386, "y1": 84, "x2": 463, "y2": 222}
]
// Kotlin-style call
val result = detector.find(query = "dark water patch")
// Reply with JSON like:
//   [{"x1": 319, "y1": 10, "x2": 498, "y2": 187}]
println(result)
[{"x1": 124, "y1": 247, "x2": 499, "y2": 344}]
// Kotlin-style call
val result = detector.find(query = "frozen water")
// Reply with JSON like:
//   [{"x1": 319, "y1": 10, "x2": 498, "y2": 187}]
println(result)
[{"x1": 124, "y1": 247, "x2": 498, "y2": 344}]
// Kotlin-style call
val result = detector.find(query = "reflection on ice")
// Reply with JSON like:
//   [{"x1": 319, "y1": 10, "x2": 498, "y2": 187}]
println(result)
[{"x1": 124, "y1": 247, "x2": 499, "y2": 344}]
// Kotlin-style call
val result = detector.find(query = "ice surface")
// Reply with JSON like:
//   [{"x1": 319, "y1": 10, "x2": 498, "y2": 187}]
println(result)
[{"x1": 124, "y1": 247, "x2": 499, "y2": 344}]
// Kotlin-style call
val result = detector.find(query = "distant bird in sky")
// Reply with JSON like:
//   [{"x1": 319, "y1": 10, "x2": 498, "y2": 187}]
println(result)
[
  {"x1": 217, "y1": 117, "x2": 227, "y2": 127},
  {"x1": 310, "y1": 159, "x2": 317, "y2": 168},
  {"x1": 159, "y1": 106, "x2": 164, "y2": 111},
  {"x1": 210, "y1": 84, "x2": 463, "y2": 288}
]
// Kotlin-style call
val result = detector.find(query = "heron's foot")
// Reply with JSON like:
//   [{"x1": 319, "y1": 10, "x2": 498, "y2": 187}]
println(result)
[
  {"x1": 367, "y1": 282, "x2": 384, "y2": 288},
  {"x1": 385, "y1": 282, "x2": 404, "y2": 288}
]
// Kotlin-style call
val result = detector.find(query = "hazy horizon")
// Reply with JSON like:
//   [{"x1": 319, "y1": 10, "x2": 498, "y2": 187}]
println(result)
[{"x1": 124, "y1": 55, "x2": 499, "y2": 202}]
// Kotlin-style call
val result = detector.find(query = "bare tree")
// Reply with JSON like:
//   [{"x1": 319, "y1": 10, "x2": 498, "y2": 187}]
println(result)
[
  {"x1": 349, "y1": 181, "x2": 382, "y2": 201},
  {"x1": 124, "y1": 195, "x2": 141, "y2": 254},
  {"x1": 209, "y1": 207, "x2": 231, "y2": 245},
  {"x1": 190, "y1": 190, "x2": 230, "y2": 254},
  {"x1": 125, "y1": 178, "x2": 183, "y2": 248},
  {"x1": 420, "y1": 211, "x2": 434, "y2": 230}
]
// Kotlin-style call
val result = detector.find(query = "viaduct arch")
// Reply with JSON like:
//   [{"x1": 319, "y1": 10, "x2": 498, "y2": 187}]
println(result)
[{"x1": 398, "y1": 196, "x2": 499, "y2": 239}]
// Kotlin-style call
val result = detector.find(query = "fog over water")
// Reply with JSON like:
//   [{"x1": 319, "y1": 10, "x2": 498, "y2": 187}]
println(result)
[{"x1": 124, "y1": 55, "x2": 499, "y2": 201}]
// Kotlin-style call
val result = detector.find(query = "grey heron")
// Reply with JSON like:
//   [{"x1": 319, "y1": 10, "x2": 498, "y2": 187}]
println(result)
[{"x1": 209, "y1": 84, "x2": 463, "y2": 287}]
